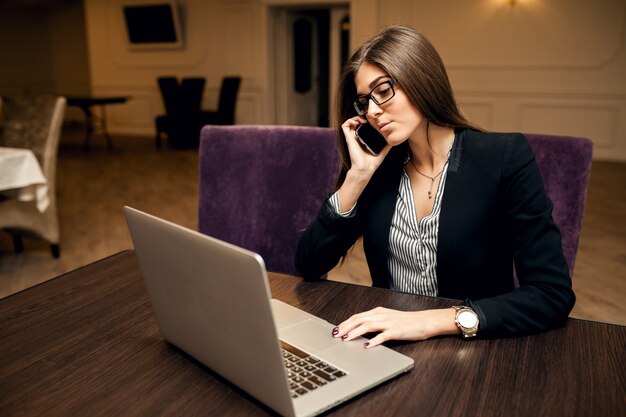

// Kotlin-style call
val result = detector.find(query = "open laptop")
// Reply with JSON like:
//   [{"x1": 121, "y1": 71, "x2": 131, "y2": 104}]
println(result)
[{"x1": 124, "y1": 206, "x2": 414, "y2": 417}]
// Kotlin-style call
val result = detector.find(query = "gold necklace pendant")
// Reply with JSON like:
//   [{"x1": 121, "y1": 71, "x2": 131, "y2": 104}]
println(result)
[
  {"x1": 409, "y1": 157, "x2": 443, "y2": 199},
  {"x1": 409, "y1": 120, "x2": 450, "y2": 200}
]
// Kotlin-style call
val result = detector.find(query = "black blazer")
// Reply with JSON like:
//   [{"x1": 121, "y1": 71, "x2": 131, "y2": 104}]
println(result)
[{"x1": 295, "y1": 129, "x2": 575, "y2": 338}]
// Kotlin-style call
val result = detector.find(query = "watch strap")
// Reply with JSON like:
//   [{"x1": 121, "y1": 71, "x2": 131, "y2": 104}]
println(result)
[{"x1": 453, "y1": 305, "x2": 479, "y2": 338}]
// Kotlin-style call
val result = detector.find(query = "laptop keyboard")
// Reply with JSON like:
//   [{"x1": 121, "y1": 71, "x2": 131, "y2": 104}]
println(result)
[{"x1": 281, "y1": 340, "x2": 347, "y2": 398}]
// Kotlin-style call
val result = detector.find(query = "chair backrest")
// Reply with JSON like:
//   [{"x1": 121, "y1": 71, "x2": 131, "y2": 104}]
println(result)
[
  {"x1": 198, "y1": 125, "x2": 339, "y2": 275},
  {"x1": 526, "y1": 133, "x2": 593, "y2": 276},
  {"x1": 216, "y1": 77, "x2": 241, "y2": 124},
  {"x1": 0, "y1": 95, "x2": 66, "y2": 182},
  {"x1": 0, "y1": 95, "x2": 65, "y2": 229},
  {"x1": 196, "y1": 127, "x2": 592, "y2": 277},
  {"x1": 157, "y1": 76, "x2": 180, "y2": 115},
  {"x1": 180, "y1": 77, "x2": 205, "y2": 114}
]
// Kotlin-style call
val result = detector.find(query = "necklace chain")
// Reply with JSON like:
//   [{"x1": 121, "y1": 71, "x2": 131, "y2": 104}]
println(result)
[
  {"x1": 408, "y1": 120, "x2": 451, "y2": 199},
  {"x1": 409, "y1": 157, "x2": 444, "y2": 199}
]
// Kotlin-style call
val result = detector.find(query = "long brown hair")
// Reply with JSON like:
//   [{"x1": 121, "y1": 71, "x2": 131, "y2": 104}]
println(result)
[{"x1": 335, "y1": 25, "x2": 481, "y2": 187}]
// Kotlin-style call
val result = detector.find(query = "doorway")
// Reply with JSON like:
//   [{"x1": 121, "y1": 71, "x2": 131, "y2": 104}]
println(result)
[{"x1": 271, "y1": 5, "x2": 349, "y2": 127}]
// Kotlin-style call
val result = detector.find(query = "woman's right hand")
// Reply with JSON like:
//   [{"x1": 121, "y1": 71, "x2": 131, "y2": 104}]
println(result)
[
  {"x1": 341, "y1": 116, "x2": 391, "y2": 178},
  {"x1": 337, "y1": 117, "x2": 392, "y2": 212}
]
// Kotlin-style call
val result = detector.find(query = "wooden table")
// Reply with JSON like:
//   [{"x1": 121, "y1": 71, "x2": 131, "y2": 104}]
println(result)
[
  {"x1": 0, "y1": 250, "x2": 624, "y2": 416},
  {"x1": 66, "y1": 96, "x2": 129, "y2": 151}
]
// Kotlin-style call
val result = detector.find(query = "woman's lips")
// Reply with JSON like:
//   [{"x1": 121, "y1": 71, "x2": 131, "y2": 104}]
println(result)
[{"x1": 379, "y1": 122, "x2": 391, "y2": 132}]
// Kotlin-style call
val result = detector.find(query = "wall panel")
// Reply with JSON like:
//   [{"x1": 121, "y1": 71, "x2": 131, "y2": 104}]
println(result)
[
  {"x1": 520, "y1": 100, "x2": 620, "y2": 147},
  {"x1": 78, "y1": 0, "x2": 626, "y2": 160},
  {"x1": 457, "y1": 100, "x2": 494, "y2": 131}
]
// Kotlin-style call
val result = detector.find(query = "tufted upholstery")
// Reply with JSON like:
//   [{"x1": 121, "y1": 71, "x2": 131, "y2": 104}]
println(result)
[
  {"x1": 197, "y1": 126, "x2": 592, "y2": 278},
  {"x1": 526, "y1": 133, "x2": 593, "y2": 276},
  {"x1": 1, "y1": 95, "x2": 60, "y2": 166},
  {"x1": 198, "y1": 125, "x2": 339, "y2": 275},
  {"x1": 0, "y1": 95, "x2": 66, "y2": 257}
]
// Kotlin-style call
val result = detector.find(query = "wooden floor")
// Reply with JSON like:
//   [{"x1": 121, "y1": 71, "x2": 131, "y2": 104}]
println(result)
[{"x1": 1, "y1": 130, "x2": 624, "y2": 326}]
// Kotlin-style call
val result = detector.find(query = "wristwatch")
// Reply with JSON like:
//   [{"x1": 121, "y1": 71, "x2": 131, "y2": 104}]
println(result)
[{"x1": 453, "y1": 306, "x2": 479, "y2": 338}]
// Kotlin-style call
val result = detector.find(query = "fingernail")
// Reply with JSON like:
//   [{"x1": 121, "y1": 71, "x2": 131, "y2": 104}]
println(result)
[
  {"x1": 332, "y1": 327, "x2": 339, "y2": 335},
  {"x1": 341, "y1": 334, "x2": 348, "y2": 341},
  {"x1": 364, "y1": 342, "x2": 370, "y2": 348}
]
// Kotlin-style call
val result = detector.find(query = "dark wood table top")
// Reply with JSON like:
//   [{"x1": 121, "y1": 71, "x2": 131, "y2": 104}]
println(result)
[
  {"x1": 66, "y1": 96, "x2": 129, "y2": 107},
  {"x1": 1, "y1": 250, "x2": 624, "y2": 417}
]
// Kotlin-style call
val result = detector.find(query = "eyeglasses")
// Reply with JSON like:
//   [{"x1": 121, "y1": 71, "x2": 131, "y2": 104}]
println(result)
[{"x1": 353, "y1": 79, "x2": 396, "y2": 116}]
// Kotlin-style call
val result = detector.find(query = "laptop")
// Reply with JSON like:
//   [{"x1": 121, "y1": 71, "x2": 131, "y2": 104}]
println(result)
[{"x1": 124, "y1": 206, "x2": 414, "y2": 417}]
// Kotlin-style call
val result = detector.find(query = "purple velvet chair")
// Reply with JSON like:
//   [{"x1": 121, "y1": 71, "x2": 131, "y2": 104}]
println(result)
[
  {"x1": 198, "y1": 125, "x2": 339, "y2": 275},
  {"x1": 525, "y1": 133, "x2": 593, "y2": 276},
  {"x1": 197, "y1": 126, "x2": 593, "y2": 279}
]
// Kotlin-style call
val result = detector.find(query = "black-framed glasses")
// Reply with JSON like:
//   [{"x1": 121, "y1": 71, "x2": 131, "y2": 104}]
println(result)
[{"x1": 353, "y1": 79, "x2": 396, "y2": 116}]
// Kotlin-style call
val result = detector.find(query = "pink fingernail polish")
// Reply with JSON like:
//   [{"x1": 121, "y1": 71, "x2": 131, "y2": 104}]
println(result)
[{"x1": 341, "y1": 334, "x2": 348, "y2": 341}]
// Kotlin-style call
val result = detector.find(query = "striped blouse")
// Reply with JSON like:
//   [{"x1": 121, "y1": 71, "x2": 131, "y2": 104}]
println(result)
[{"x1": 329, "y1": 157, "x2": 450, "y2": 296}]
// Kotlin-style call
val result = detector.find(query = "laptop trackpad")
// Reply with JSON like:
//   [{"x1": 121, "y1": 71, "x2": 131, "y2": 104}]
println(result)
[{"x1": 280, "y1": 320, "x2": 337, "y2": 351}]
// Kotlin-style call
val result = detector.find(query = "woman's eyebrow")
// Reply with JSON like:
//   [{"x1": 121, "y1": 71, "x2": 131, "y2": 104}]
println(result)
[
  {"x1": 356, "y1": 75, "x2": 390, "y2": 95},
  {"x1": 368, "y1": 75, "x2": 389, "y2": 89}
]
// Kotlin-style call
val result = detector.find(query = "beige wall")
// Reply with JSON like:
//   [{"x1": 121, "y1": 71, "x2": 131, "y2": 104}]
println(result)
[
  {"x1": 2, "y1": 0, "x2": 624, "y2": 160},
  {"x1": 418, "y1": 0, "x2": 626, "y2": 162},
  {"x1": 0, "y1": 8, "x2": 55, "y2": 95},
  {"x1": 48, "y1": 1, "x2": 91, "y2": 97},
  {"x1": 0, "y1": 1, "x2": 90, "y2": 122}
]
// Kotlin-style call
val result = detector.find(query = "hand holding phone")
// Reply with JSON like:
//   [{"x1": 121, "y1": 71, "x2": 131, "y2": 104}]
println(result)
[{"x1": 356, "y1": 123, "x2": 387, "y2": 155}]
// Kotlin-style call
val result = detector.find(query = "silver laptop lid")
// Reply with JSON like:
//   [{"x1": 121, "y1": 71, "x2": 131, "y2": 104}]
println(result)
[
  {"x1": 124, "y1": 206, "x2": 295, "y2": 416},
  {"x1": 125, "y1": 206, "x2": 414, "y2": 417}
]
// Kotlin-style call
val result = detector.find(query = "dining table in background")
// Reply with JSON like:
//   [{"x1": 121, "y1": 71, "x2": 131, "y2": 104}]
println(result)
[{"x1": 66, "y1": 96, "x2": 130, "y2": 152}]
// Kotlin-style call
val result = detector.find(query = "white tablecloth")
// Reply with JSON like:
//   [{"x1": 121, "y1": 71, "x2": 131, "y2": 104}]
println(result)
[{"x1": 0, "y1": 147, "x2": 49, "y2": 212}]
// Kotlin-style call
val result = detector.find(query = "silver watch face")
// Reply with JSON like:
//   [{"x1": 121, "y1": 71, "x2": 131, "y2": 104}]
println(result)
[{"x1": 458, "y1": 310, "x2": 478, "y2": 328}]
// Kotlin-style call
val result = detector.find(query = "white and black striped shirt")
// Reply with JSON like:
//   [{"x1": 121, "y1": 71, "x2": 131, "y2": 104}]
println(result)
[{"x1": 329, "y1": 158, "x2": 450, "y2": 296}]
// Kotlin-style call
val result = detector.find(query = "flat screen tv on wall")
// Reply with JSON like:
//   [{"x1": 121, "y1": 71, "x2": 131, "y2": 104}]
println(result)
[{"x1": 122, "y1": 1, "x2": 183, "y2": 50}]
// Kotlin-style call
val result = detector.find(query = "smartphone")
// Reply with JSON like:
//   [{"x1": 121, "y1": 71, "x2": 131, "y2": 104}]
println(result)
[{"x1": 356, "y1": 123, "x2": 387, "y2": 155}]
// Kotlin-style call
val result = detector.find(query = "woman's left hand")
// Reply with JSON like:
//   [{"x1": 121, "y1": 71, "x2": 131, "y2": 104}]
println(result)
[{"x1": 332, "y1": 307, "x2": 459, "y2": 348}]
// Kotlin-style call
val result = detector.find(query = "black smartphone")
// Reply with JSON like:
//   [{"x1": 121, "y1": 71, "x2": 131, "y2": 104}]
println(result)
[{"x1": 356, "y1": 123, "x2": 387, "y2": 155}]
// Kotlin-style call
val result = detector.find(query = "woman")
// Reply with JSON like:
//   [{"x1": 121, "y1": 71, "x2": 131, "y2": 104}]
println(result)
[{"x1": 294, "y1": 25, "x2": 575, "y2": 347}]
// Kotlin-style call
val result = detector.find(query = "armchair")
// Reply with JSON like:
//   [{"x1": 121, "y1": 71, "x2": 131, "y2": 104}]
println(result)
[
  {"x1": 0, "y1": 95, "x2": 66, "y2": 257},
  {"x1": 526, "y1": 134, "x2": 593, "y2": 275},
  {"x1": 198, "y1": 125, "x2": 338, "y2": 275},
  {"x1": 200, "y1": 77, "x2": 241, "y2": 126},
  {"x1": 155, "y1": 76, "x2": 207, "y2": 149},
  {"x1": 196, "y1": 126, "x2": 592, "y2": 280}
]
